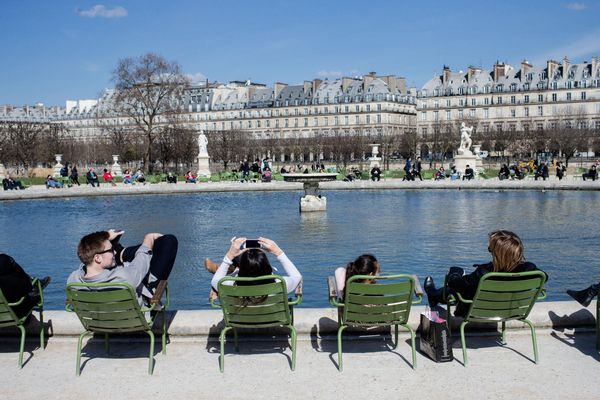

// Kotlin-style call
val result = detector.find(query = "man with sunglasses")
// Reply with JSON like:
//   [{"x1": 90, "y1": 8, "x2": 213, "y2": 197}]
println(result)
[{"x1": 67, "y1": 229, "x2": 178, "y2": 305}]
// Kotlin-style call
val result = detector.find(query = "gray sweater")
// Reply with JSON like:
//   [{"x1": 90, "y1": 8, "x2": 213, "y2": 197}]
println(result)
[{"x1": 67, "y1": 245, "x2": 154, "y2": 305}]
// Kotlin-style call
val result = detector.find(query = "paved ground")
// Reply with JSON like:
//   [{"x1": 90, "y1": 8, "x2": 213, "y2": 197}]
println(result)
[
  {"x1": 1, "y1": 328, "x2": 598, "y2": 400},
  {"x1": 2, "y1": 175, "x2": 600, "y2": 201}
]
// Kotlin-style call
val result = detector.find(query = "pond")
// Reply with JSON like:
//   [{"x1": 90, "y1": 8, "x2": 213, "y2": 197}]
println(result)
[{"x1": 1, "y1": 189, "x2": 598, "y2": 309}]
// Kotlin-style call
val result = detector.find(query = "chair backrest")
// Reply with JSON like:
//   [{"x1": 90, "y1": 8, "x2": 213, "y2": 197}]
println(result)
[
  {"x1": 66, "y1": 282, "x2": 151, "y2": 333},
  {"x1": 0, "y1": 289, "x2": 20, "y2": 327},
  {"x1": 342, "y1": 274, "x2": 416, "y2": 327},
  {"x1": 217, "y1": 275, "x2": 292, "y2": 328},
  {"x1": 465, "y1": 271, "x2": 546, "y2": 322}
]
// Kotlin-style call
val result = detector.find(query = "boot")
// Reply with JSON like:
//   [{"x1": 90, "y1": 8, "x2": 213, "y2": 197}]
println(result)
[
  {"x1": 424, "y1": 276, "x2": 443, "y2": 308},
  {"x1": 567, "y1": 286, "x2": 598, "y2": 307}
]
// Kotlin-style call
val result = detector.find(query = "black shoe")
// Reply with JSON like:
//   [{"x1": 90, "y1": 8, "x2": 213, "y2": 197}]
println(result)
[
  {"x1": 424, "y1": 276, "x2": 439, "y2": 308},
  {"x1": 39, "y1": 276, "x2": 51, "y2": 290},
  {"x1": 567, "y1": 286, "x2": 597, "y2": 307}
]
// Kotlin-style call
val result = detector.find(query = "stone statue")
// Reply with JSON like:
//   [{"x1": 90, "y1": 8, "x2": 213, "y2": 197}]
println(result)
[
  {"x1": 198, "y1": 130, "x2": 208, "y2": 157},
  {"x1": 458, "y1": 122, "x2": 473, "y2": 155}
]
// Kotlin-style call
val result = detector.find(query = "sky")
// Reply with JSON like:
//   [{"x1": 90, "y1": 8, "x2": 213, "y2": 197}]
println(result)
[{"x1": 1, "y1": 0, "x2": 600, "y2": 106}]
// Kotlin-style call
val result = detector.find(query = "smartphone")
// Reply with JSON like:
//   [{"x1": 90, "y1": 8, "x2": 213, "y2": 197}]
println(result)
[{"x1": 245, "y1": 239, "x2": 260, "y2": 249}]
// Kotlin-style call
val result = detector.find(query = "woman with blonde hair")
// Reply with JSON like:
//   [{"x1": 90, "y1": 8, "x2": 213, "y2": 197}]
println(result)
[{"x1": 424, "y1": 230, "x2": 547, "y2": 316}]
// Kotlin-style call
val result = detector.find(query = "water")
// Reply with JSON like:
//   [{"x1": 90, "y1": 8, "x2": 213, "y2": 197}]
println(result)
[{"x1": 1, "y1": 189, "x2": 598, "y2": 309}]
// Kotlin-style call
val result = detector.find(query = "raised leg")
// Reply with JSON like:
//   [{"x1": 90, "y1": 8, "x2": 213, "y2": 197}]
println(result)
[{"x1": 337, "y1": 325, "x2": 347, "y2": 371}]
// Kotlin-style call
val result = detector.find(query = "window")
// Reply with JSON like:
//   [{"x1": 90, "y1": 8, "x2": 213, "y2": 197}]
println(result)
[
  {"x1": 471, "y1": 98, "x2": 476, "y2": 106},
  {"x1": 566, "y1": 92, "x2": 572, "y2": 101},
  {"x1": 470, "y1": 109, "x2": 476, "y2": 117},
  {"x1": 484, "y1": 98, "x2": 490, "y2": 105},
  {"x1": 524, "y1": 107, "x2": 529, "y2": 117},
  {"x1": 433, "y1": 111, "x2": 439, "y2": 121},
  {"x1": 510, "y1": 109, "x2": 516, "y2": 117},
  {"x1": 248, "y1": 120, "x2": 252, "y2": 128},
  {"x1": 324, "y1": 117, "x2": 328, "y2": 126},
  {"x1": 445, "y1": 110, "x2": 451, "y2": 120},
  {"x1": 355, "y1": 105, "x2": 360, "y2": 112},
  {"x1": 421, "y1": 112, "x2": 427, "y2": 121},
  {"x1": 377, "y1": 104, "x2": 381, "y2": 111},
  {"x1": 552, "y1": 93, "x2": 557, "y2": 102},
  {"x1": 324, "y1": 107, "x2": 328, "y2": 114},
  {"x1": 524, "y1": 95, "x2": 529, "y2": 103},
  {"x1": 446, "y1": 99, "x2": 451, "y2": 107},
  {"x1": 509, "y1": 124, "x2": 516, "y2": 131},
  {"x1": 483, "y1": 108, "x2": 489, "y2": 118},
  {"x1": 497, "y1": 96, "x2": 503, "y2": 104},
  {"x1": 344, "y1": 116, "x2": 349, "y2": 125},
  {"x1": 366, "y1": 104, "x2": 371, "y2": 112},
  {"x1": 304, "y1": 108, "x2": 308, "y2": 115},
  {"x1": 537, "y1": 123, "x2": 544, "y2": 130},
  {"x1": 459, "y1": 99, "x2": 464, "y2": 106},
  {"x1": 510, "y1": 96, "x2": 516, "y2": 104},
  {"x1": 275, "y1": 120, "x2": 279, "y2": 128},
  {"x1": 304, "y1": 118, "x2": 308, "y2": 127},
  {"x1": 582, "y1": 92, "x2": 587, "y2": 100},
  {"x1": 523, "y1": 123, "x2": 530, "y2": 131},
  {"x1": 366, "y1": 115, "x2": 370, "y2": 124},
  {"x1": 266, "y1": 120, "x2": 270, "y2": 128},
  {"x1": 538, "y1": 106, "x2": 543, "y2": 116},
  {"x1": 421, "y1": 127, "x2": 428, "y2": 135},
  {"x1": 355, "y1": 116, "x2": 360, "y2": 124},
  {"x1": 377, "y1": 114, "x2": 381, "y2": 123},
  {"x1": 294, "y1": 118, "x2": 298, "y2": 127},
  {"x1": 458, "y1": 109, "x2": 464, "y2": 119},
  {"x1": 285, "y1": 119, "x2": 289, "y2": 128},
  {"x1": 314, "y1": 117, "x2": 318, "y2": 126}
]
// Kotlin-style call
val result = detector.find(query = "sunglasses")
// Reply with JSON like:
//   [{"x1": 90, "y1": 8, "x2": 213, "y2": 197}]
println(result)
[{"x1": 97, "y1": 246, "x2": 114, "y2": 255}]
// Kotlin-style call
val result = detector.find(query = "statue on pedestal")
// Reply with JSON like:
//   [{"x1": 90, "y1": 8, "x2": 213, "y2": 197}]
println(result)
[
  {"x1": 197, "y1": 130, "x2": 211, "y2": 178},
  {"x1": 457, "y1": 123, "x2": 473, "y2": 156},
  {"x1": 198, "y1": 131, "x2": 209, "y2": 157}
]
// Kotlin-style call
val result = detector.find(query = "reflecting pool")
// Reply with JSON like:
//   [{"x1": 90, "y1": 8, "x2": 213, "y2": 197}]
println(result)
[{"x1": 1, "y1": 189, "x2": 598, "y2": 309}]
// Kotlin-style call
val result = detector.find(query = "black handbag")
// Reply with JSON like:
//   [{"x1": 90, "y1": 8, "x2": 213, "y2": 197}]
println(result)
[{"x1": 418, "y1": 311, "x2": 453, "y2": 362}]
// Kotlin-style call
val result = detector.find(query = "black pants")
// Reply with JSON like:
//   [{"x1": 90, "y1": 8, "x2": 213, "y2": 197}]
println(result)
[
  {"x1": 371, "y1": 175, "x2": 380, "y2": 181},
  {"x1": 0, "y1": 254, "x2": 35, "y2": 319},
  {"x1": 118, "y1": 235, "x2": 178, "y2": 291}
]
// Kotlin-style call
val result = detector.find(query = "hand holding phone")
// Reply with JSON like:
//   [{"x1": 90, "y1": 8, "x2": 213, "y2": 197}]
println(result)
[{"x1": 244, "y1": 239, "x2": 261, "y2": 249}]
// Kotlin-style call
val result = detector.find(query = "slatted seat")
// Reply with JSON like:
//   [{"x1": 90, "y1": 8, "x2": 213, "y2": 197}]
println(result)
[
  {"x1": 446, "y1": 271, "x2": 546, "y2": 366},
  {"x1": 66, "y1": 281, "x2": 168, "y2": 375},
  {"x1": 328, "y1": 274, "x2": 423, "y2": 371},
  {"x1": 210, "y1": 275, "x2": 301, "y2": 372},
  {"x1": 0, "y1": 278, "x2": 45, "y2": 368}
]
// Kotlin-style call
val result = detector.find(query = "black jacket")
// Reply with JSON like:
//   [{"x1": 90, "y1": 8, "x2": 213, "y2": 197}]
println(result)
[{"x1": 0, "y1": 254, "x2": 35, "y2": 319}]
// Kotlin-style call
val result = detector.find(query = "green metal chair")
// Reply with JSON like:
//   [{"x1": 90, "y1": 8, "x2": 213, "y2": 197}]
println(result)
[
  {"x1": 65, "y1": 280, "x2": 169, "y2": 376},
  {"x1": 210, "y1": 276, "x2": 302, "y2": 372},
  {"x1": 328, "y1": 274, "x2": 423, "y2": 371},
  {"x1": 0, "y1": 278, "x2": 45, "y2": 368},
  {"x1": 445, "y1": 271, "x2": 546, "y2": 366}
]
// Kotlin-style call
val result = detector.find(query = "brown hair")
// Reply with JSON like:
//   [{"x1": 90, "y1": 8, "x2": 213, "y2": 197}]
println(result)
[
  {"x1": 346, "y1": 254, "x2": 380, "y2": 283},
  {"x1": 77, "y1": 231, "x2": 110, "y2": 265},
  {"x1": 488, "y1": 230, "x2": 524, "y2": 272}
]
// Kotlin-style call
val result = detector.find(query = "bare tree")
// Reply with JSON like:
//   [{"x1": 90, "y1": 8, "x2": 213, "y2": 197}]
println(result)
[
  {"x1": 4, "y1": 121, "x2": 46, "y2": 174},
  {"x1": 206, "y1": 129, "x2": 248, "y2": 170},
  {"x1": 112, "y1": 53, "x2": 190, "y2": 173}
]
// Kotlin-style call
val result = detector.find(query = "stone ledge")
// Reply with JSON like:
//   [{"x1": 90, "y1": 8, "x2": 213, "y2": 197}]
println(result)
[{"x1": 5, "y1": 301, "x2": 596, "y2": 337}]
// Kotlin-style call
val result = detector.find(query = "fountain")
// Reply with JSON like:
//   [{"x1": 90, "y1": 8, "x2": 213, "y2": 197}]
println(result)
[{"x1": 281, "y1": 173, "x2": 338, "y2": 212}]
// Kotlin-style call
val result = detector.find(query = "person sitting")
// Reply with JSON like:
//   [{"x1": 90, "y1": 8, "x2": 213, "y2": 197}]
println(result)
[
  {"x1": 184, "y1": 170, "x2": 197, "y2": 183},
  {"x1": 239, "y1": 159, "x2": 250, "y2": 182},
  {"x1": 498, "y1": 164, "x2": 510, "y2": 180},
  {"x1": 122, "y1": 169, "x2": 134, "y2": 185},
  {"x1": 424, "y1": 230, "x2": 547, "y2": 317},
  {"x1": 103, "y1": 169, "x2": 116, "y2": 186},
  {"x1": 59, "y1": 163, "x2": 69, "y2": 178},
  {"x1": 280, "y1": 166, "x2": 288, "y2": 174},
  {"x1": 582, "y1": 165, "x2": 598, "y2": 181},
  {"x1": 555, "y1": 162, "x2": 566, "y2": 180},
  {"x1": 0, "y1": 254, "x2": 50, "y2": 319},
  {"x1": 450, "y1": 166, "x2": 460, "y2": 181},
  {"x1": 133, "y1": 169, "x2": 146, "y2": 184},
  {"x1": 69, "y1": 166, "x2": 80, "y2": 186},
  {"x1": 209, "y1": 237, "x2": 302, "y2": 295},
  {"x1": 46, "y1": 175, "x2": 64, "y2": 189},
  {"x1": 434, "y1": 167, "x2": 446, "y2": 180},
  {"x1": 86, "y1": 169, "x2": 100, "y2": 187},
  {"x1": 166, "y1": 172, "x2": 177, "y2": 184},
  {"x1": 67, "y1": 229, "x2": 178, "y2": 306},
  {"x1": 462, "y1": 165, "x2": 474, "y2": 180},
  {"x1": 2, "y1": 174, "x2": 25, "y2": 190},
  {"x1": 334, "y1": 254, "x2": 380, "y2": 297},
  {"x1": 534, "y1": 162, "x2": 549, "y2": 181},
  {"x1": 262, "y1": 169, "x2": 272, "y2": 182},
  {"x1": 567, "y1": 282, "x2": 600, "y2": 307},
  {"x1": 370, "y1": 165, "x2": 382, "y2": 181}
]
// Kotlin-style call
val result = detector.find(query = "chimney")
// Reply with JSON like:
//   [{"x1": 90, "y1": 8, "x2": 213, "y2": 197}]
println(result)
[
  {"x1": 379, "y1": 75, "x2": 398, "y2": 92},
  {"x1": 467, "y1": 66, "x2": 481, "y2": 83},
  {"x1": 547, "y1": 59, "x2": 560, "y2": 80},
  {"x1": 363, "y1": 71, "x2": 376, "y2": 90},
  {"x1": 341, "y1": 77, "x2": 354, "y2": 93},
  {"x1": 493, "y1": 62, "x2": 507, "y2": 83},
  {"x1": 312, "y1": 79, "x2": 323, "y2": 94},
  {"x1": 520, "y1": 60, "x2": 532, "y2": 81},
  {"x1": 442, "y1": 65, "x2": 451, "y2": 86},
  {"x1": 303, "y1": 80, "x2": 312, "y2": 94},
  {"x1": 273, "y1": 82, "x2": 288, "y2": 99},
  {"x1": 396, "y1": 77, "x2": 406, "y2": 94},
  {"x1": 562, "y1": 56, "x2": 571, "y2": 78}
]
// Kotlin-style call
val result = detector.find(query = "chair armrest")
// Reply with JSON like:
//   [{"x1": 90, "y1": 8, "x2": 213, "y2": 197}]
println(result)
[
  {"x1": 454, "y1": 291, "x2": 473, "y2": 304},
  {"x1": 295, "y1": 280, "x2": 303, "y2": 296},
  {"x1": 209, "y1": 287, "x2": 221, "y2": 308},
  {"x1": 537, "y1": 288, "x2": 547, "y2": 300},
  {"x1": 150, "y1": 280, "x2": 168, "y2": 306},
  {"x1": 7, "y1": 296, "x2": 26, "y2": 307},
  {"x1": 327, "y1": 276, "x2": 344, "y2": 307},
  {"x1": 411, "y1": 274, "x2": 423, "y2": 297},
  {"x1": 288, "y1": 280, "x2": 303, "y2": 306}
]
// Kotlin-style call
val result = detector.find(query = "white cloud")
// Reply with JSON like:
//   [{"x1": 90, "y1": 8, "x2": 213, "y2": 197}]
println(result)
[
  {"x1": 565, "y1": 2, "x2": 586, "y2": 10},
  {"x1": 531, "y1": 29, "x2": 600, "y2": 65},
  {"x1": 186, "y1": 72, "x2": 207, "y2": 84},
  {"x1": 77, "y1": 5, "x2": 128, "y2": 18},
  {"x1": 84, "y1": 63, "x2": 101, "y2": 72}
]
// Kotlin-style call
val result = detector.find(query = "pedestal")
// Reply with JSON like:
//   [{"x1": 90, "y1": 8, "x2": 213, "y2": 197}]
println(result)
[
  {"x1": 453, "y1": 154, "x2": 478, "y2": 178},
  {"x1": 300, "y1": 195, "x2": 327, "y2": 212},
  {"x1": 472, "y1": 144, "x2": 483, "y2": 168},
  {"x1": 369, "y1": 157, "x2": 382, "y2": 169},
  {"x1": 281, "y1": 173, "x2": 338, "y2": 212},
  {"x1": 197, "y1": 155, "x2": 211, "y2": 178},
  {"x1": 111, "y1": 155, "x2": 123, "y2": 176},
  {"x1": 0, "y1": 163, "x2": 6, "y2": 180}
]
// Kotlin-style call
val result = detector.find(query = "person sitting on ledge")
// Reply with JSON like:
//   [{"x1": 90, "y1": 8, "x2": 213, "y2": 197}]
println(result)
[
  {"x1": 567, "y1": 283, "x2": 600, "y2": 307},
  {"x1": 535, "y1": 162, "x2": 549, "y2": 181},
  {"x1": 424, "y1": 230, "x2": 547, "y2": 317},
  {"x1": 2, "y1": 174, "x2": 25, "y2": 190},
  {"x1": 122, "y1": 169, "x2": 134, "y2": 185},
  {"x1": 46, "y1": 175, "x2": 64, "y2": 189},
  {"x1": 498, "y1": 164, "x2": 510, "y2": 180},
  {"x1": 334, "y1": 254, "x2": 380, "y2": 297},
  {"x1": 103, "y1": 169, "x2": 116, "y2": 186},
  {"x1": 166, "y1": 172, "x2": 177, "y2": 184},
  {"x1": 582, "y1": 165, "x2": 598, "y2": 181},
  {"x1": 462, "y1": 165, "x2": 474, "y2": 181},
  {"x1": 434, "y1": 167, "x2": 446, "y2": 180},
  {"x1": 370, "y1": 165, "x2": 382, "y2": 181},
  {"x1": 86, "y1": 169, "x2": 100, "y2": 187},
  {"x1": 68, "y1": 229, "x2": 178, "y2": 306},
  {"x1": 185, "y1": 170, "x2": 197, "y2": 183},
  {"x1": 0, "y1": 254, "x2": 50, "y2": 319},
  {"x1": 207, "y1": 237, "x2": 302, "y2": 295}
]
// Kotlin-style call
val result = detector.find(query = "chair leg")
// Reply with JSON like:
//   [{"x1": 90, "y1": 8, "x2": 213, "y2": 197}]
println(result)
[
  {"x1": 402, "y1": 323, "x2": 417, "y2": 369},
  {"x1": 501, "y1": 321, "x2": 507, "y2": 345},
  {"x1": 392, "y1": 324, "x2": 399, "y2": 349},
  {"x1": 104, "y1": 334, "x2": 109, "y2": 353},
  {"x1": 596, "y1": 303, "x2": 599, "y2": 351},
  {"x1": 337, "y1": 325, "x2": 347, "y2": 372},
  {"x1": 39, "y1": 308, "x2": 45, "y2": 350},
  {"x1": 161, "y1": 309, "x2": 167, "y2": 355},
  {"x1": 219, "y1": 327, "x2": 232, "y2": 373},
  {"x1": 18, "y1": 325, "x2": 26, "y2": 368},
  {"x1": 446, "y1": 303, "x2": 453, "y2": 337},
  {"x1": 233, "y1": 328, "x2": 239, "y2": 352},
  {"x1": 523, "y1": 319, "x2": 539, "y2": 364},
  {"x1": 460, "y1": 321, "x2": 469, "y2": 366},
  {"x1": 76, "y1": 331, "x2": 92, "y2": 376},
  {"x1": 289, "y1": 325, "x2": 297, "y2": 371},
  {"x1": 147, "y1": 330, "x2": 155, "y2": 375}
]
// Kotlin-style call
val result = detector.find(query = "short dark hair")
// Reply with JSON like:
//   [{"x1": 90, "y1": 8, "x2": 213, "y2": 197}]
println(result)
[{"x1": 77, "y1": 231, "x2": 110, "y2": 265}]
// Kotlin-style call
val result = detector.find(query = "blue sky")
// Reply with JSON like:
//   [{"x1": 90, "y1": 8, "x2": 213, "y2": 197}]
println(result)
[{"x1": 1, "y1": 0, "x2": 599, "y2": 105}]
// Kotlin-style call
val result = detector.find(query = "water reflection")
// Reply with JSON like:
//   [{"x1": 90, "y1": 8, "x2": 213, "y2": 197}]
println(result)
[{"x1": 1, "y1": 189, "x2": 599, "y2": 309}]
